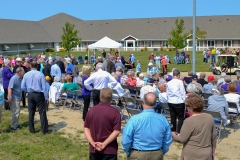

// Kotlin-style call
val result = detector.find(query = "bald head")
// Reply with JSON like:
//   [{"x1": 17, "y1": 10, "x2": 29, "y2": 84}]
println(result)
[
  {"x1": 143, "y1": 93, "x2": 156, "y2": 109},
  {"x1": 158, "y1": 83, "x2": 166, "y2": 93}
]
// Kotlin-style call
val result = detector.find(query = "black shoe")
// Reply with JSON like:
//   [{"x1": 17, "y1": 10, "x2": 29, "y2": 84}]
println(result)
[{"x1": 12, "y1": 127, "x2": 20, "y2": 131}]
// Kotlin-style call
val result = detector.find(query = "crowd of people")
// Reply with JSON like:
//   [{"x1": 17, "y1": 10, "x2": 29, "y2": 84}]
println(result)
[{"x1": 0, "y1": 50, "x2": 239, "y2": 160}]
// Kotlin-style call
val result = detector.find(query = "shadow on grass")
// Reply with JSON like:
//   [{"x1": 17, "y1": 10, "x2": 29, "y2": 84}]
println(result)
[{"x1": 49, "y1": 121, "x2": 67, "y2": 131}]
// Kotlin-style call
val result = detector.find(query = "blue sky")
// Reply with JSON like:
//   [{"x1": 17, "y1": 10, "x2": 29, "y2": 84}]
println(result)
[{"x1": 1, "y1": 0, "x2": 239, "y2": 21}]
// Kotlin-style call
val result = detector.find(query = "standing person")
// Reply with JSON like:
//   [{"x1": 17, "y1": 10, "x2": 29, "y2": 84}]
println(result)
[
  {"x1": 84, "y1": 63, "x2": 117, "y2": 106},
  {"x1": 122, "y1": 93, "x2": 172, "y2": 159},
  {"x1": 8, "y1": 67, "x2": 24, "y2": 130},
  {"x1": 148, "y1": 53, "x2": 154, "y2": 62},
  {"x1": 21, "y1": 61, "x2": 48, "y2": 134},
  {"x1": 72, "y1": 61, "x2": 79, "y2": 83},
  {"x1": 211, "y1": 48, "x2": 216, "y2": 63},
  {"x1": 136, "y1": 60, "x2": 141, "y2": 74},
  {"x1": 84, "y1": 88, "x2": 121, "y2": 160},
  {"x1": 172, "y1": 93, "x2": 217, "y2": 160},
  {"x1": 167, "y1": 69, "x2": 186, "y2": 133},
  {"x1": 107, "y1": 55, "x2": 116, "y2": 74},
  {"x1": 2, "y1": 59, "x2": 15, "y2": 110},
  {"x1": 130, "y1": 53, "x2": 136, "y2": 68},
  {"x1": 161, "y1": 57, "x2": 168, "y2": 74},
  {"x1": 203, "y1": 49, "x2": 207, "y2": 63},
  {"x1": 65, "y1": 58, "x2": 75, "y2": 81},
  {"x1": 102, "y1": 49, "x2": 106, "y2": 60},
  {"x1": 147, "y1": 63, "x2": 160, "y2": 78},
  {"x1": 50, "y1": 60, "x2": 62, "y2": 82},
  {"x1": 154, "y1": 54, "x2": 161, "y2": 69},
  {"x1": 43, "y1": 59, "x2": 52, "y2": 78},
  {"x1": 216, "y1": 48, "x2": 220, "y2": 63},
  {"x1": 82, "y1": 65, "x2": 92, "y2": 121},
  {"x1": 0, "y1": 83, "x2": 4, "y2": 122}
]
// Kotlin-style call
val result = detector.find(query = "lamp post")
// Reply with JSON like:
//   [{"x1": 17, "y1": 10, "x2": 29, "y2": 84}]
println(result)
[{"x1": 192, "y1": 0, "x2": 196, "y2": 74}]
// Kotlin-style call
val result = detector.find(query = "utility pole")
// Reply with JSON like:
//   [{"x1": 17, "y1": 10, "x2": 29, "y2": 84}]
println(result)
[{"x1": 192, "y1": 0, "x2": 196, "y2": 74}]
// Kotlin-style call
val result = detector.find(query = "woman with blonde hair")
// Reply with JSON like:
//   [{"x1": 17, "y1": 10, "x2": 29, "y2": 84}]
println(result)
[
  {"x1": 82, "y1": 65, "x2": 92, "y2": 121},
  {"x1": 61, "y1": 75, "x2": 79, "y2": 94}
]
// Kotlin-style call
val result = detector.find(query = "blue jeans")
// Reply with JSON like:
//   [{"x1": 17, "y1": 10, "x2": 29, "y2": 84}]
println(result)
[
  {"x1": 154, "y1": 102, "x2": 162, "y2": 113},
  {"x1": 212, "y1": 54, "x2": 215, "y2": 63}
]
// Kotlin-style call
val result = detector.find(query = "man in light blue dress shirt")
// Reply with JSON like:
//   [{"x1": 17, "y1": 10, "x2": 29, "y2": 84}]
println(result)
[
  {"x1": 50, "y1": 60, "x2": 62, "y2": 81},
  {"x1": 21, "y1": 61, "x2": 48, "y2": 134},
  {"x1": 122, "y1": 93, "x2": 172, "y2": 159},
  {"x1": 147, "y1": 62, "x2": 160, "y2": 78}
]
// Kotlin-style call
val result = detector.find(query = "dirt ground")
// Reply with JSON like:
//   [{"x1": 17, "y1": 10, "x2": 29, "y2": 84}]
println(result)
[{"x1": 20, "y1": 101, "x2": 240, "y2": 160}]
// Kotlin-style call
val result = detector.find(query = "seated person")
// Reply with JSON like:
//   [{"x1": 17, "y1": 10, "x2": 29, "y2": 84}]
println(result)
[
  {"x1": 203, "y1": 75, "x2": 217, "y2": 94},
  {"x1": 158, "y1": 83, "x2": 167, "y2": 103},
  {"x1": 221, "y1": 63, "x2": 228, "y2": 72},
  {"x1": 49, "y1": 76, "x2": 63, "y2": 103},
  {"x1": 126, "y1": 71, "x2": 137, "y2": 87},
  {"x1": 61, "y1": 75, "x2": 79, "y2": 95},
  {"x1": 224, "y1": 83, "x2": 240, "y2": 114},
  {"x1": 221, "y1": 76, "x2": 231, "y2": 91},
  {"x1": 207, "y1": 88, "x2": 230, "y2": 126},
  {"x1": 109, "y1": 74, "x2": 130, "y2": 98},
  {"x1": 136, "y1": 73, "x2": 145, "y2": 87},
  {"x1": 209, "y1": 62, "x2": 216, "y2": 72}
]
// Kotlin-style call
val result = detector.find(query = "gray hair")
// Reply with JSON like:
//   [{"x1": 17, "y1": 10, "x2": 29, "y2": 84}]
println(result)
[
  {"x1": 54, "y1": 76, "x2": 60, "y2": 82},
  {"x1": 96, "y1": 63, "x2": 103, "y2": 70},
  {"x1": 4, "y1": 59, "x2": 10, "y2": 65},
  {"x1": 16, "y1": 67, "x2": 24, "y2": 73},
  {"x1": 224, "y1": 76, "x2": 231, "y2": 83},
  {"x1": 186, "y1": 84, "x2": 197, "y2": 93},
  {"x1": 173, "y1": 69, "x2": 180, "y2": 76},
  {"x1": 200, "y1": 72, "x2": 206, "y2": 79}
]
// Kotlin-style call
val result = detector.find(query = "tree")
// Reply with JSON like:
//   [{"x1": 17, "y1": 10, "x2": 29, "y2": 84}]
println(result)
[
  {"x1": 168, "y1": 19, "x2": 188, "y2": 49},
  {"x1": 60, "y1": 22, "x2": 81, "y2": 54},
  {"x1": 189, "y1": 27, "x2": 207, "y2": 43}
]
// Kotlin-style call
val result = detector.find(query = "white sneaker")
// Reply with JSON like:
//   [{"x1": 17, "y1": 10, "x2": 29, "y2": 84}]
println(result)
[{"x1": 223, "y1": 120, "x2": 230, "y2": 126}]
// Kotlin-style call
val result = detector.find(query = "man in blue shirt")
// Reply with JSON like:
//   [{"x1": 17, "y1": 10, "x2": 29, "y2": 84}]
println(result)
[
  {"x1": 146, "y1": 62, "x2": 160, "y2": 78},
  {"x1": 8, "y1": 67, "x2": 24, "y2": 130},
  {"x1": 21, "y1": 61, "x2": 48, "y2": 134},
  {"x1": 130, "y1": 53, "x2": 136, "y2": 68},
  {"x1": 121, "y1": 92, "x2": 172, "y2": 159},
  {"x1": 50, "y1": 60, "x2": 62, "y2": 81}
]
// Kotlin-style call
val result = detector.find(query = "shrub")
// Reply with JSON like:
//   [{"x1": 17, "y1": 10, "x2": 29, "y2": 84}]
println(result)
[
  {"x1": 140, "y1": 48, "x2": 145, "y2": 51},
  {"x1": 160, "y1": 47, "x2": 163, "y2": 51},
  {"x1": 21, "y1": 51, "x2": 27, "y2": 54},
  {"x1": 110, "y1": 48, "x2": 115, "y2": 52},
  {"x1": 45, "y1": 48, "x2": 55, "y2": 52},
  {"x1": 144, "y1": 46, "x2": 148, "y2": 51},
  {"x1": 59, "y1": 48, "x2": 65, "y2": 52}
]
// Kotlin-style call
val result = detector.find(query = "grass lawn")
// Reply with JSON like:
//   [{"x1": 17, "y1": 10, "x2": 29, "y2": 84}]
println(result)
[
  {"x1": 15, "y1": 50, "x2": 210, "y2": 73},
  {"x1": 0, "y1": 110, "x2": 89, "y2": 160}
]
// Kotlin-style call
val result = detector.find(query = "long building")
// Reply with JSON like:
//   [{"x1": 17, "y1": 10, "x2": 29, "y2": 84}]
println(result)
[{"x1": 0, "y1": 13, "x2": 240, "y2": 55}]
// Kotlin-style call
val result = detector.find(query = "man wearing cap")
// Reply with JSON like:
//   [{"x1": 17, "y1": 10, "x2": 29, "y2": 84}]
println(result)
[
  {"x1": 147, "y1": 63, "x2": 160, "y2": 78},
  {"x1": 165, "y1": 75, "x2": 173, "y2": 82},
  {"x1": 166, "y1": 69, "x2": 186, "y2": 134},
  {"x1": 13, "y1": 58, "x2": 28, "y2": 108},
  {"x1": 203, "y1": 75, "x2": 217, "y2": 94},
  {"x1": 8, "y1": 67, "x2": 25, "y2": 130},
  {"x1": 189, "y1": 74, "x2": 204, "y2": 95},
  {"x1": 21, "y1": 61, "x2": 48, "y2": 134}
]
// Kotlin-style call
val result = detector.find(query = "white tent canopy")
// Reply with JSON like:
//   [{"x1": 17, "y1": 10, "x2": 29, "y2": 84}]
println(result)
[{"x1": 88, "y1": 36, "x2": 122, "y2": 49}]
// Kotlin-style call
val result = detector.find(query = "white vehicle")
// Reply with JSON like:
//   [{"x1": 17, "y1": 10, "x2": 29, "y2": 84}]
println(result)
[{"x1": 213, "y1": 54, "x2": 240, "y2": 75}]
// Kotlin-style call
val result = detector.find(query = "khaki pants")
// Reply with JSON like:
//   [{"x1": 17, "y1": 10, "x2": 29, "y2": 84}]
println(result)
[
  {"x1": 10, "y1": 100, "x2": 21, "y2": 129},
  {"x1": 128, "y1": 150, "x2": 163, "y2": 160}
]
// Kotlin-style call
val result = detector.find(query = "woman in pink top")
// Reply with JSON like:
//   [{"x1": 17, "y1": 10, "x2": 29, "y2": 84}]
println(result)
[
  {"x1": 126, "y1": 71, "x2": 137, "y2": 87},
  {"x1": 10, "y1": 57, "x2": 16, "y2": 67},
  {"x1": 161, "y1": 57, "x2": 168, "y2": 74}
]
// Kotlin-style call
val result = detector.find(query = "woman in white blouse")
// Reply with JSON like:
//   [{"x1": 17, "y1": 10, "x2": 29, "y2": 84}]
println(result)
[{"x1": 224, "y1": 83, "x2": 240, "y2": 113}]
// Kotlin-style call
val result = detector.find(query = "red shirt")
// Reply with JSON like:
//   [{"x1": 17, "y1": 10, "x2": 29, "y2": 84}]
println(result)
[
  {"x1": 126, "y1": 77, "x2": 137, "y2": 86},
  {"x1": 149, "y1": 55, "x2": 154, "y2": 60},
  {"x1": 84, "y1": 102, "x2": 121, "y2": 154},
  {"x1": 161, "y1": 59, "x2": 167, "y2": 66}
]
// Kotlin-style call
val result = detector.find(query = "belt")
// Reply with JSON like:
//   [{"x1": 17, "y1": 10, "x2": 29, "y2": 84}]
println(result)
[
  {"x1": 29, "y1": 92, "x2": 43, "y2": 94},
  {"x1": 132, "y1": 148, "x2": 161, "y2": 152}
]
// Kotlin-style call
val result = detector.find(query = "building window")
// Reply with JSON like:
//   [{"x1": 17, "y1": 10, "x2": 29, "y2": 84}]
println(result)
[
  {"x1": 48, "y1": 43, "x2": 51, "y2": 47},
  {"x1": 162, "y1": 41, "x2": 168, "y2": 47},
  {"x1": 224, "y1": 40, "x2": 231, "y2": 47},
  {"x1": 145, "y1": 41, "x2": 151, "y2": 47},
  {"x1": 208, "y1": 41, "x2": 215, "y2": 47},
  {"x1": 197, "y1": 41, "x2": 204, "y2": 47}
]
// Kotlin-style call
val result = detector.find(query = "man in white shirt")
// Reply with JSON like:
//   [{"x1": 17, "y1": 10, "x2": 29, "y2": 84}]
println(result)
[
  {"x1": 84, "y1": 63, "x2": 118, "y2": 105},
  {"x1": 166, "y1": 69, "x2": 186, "y2": 133},
  {"x1": 140, "y1": 79, "x2": 158, "y2": 100},
  {"x1": 158, "y1": 83, "x2": 168, "y2": 103}
]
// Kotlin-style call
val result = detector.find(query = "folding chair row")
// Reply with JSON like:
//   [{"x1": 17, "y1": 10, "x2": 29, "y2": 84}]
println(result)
[{"x1": 227, "y1": 102, "x2": 239, "y2": 132}]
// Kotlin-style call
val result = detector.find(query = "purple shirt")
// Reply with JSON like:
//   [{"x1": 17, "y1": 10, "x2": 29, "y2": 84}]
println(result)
[
  {"x1": 2, "y1": 66, "x2": 14, "y2": 89},
  {"x1": 82, "y1": 76, "x2": 92, "y2": 96},
  {"x1": 236, "y1": 84, "x2": 240, "y2": 93},
  {"x1": 221, "y1": 84, "x2": 228, "y2": 91}
]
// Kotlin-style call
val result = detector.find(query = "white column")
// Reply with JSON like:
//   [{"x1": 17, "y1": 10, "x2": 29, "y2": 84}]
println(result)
[
  {"x1": 133, "y1": 40, "x2": 135, "y2": 51},
  {"x1": 77, "y1": 44, "x2": 79, "y2": 51},
  {"x1": 54, "y1": 42, "x2": 59, "y2": 51}
]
